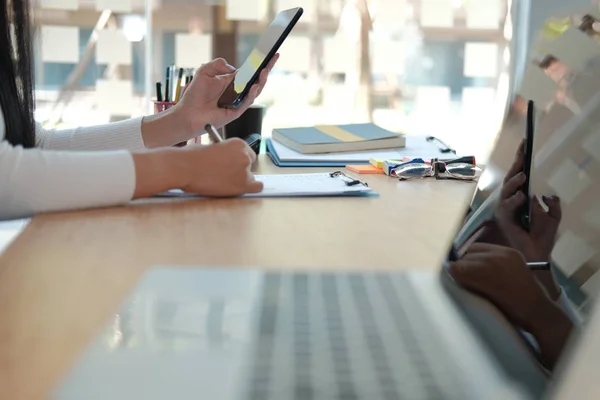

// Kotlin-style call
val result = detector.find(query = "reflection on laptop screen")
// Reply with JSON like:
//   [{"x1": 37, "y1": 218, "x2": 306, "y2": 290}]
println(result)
[
  {"x1": 456, "y1": 11, "x2": 600, "y2": 384},
  {"x1": 467, "y1": 65, "x2": 600, "y2": 309}
]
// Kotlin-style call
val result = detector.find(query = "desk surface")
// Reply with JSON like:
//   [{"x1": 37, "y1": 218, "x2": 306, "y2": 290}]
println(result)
[{"x1": 0, "y1": 156, "x2": 476, "y2": 399}]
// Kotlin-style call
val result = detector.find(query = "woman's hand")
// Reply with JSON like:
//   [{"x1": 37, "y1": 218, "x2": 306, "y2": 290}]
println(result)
[
  {"x1": 141, "y1": 56, "x2": 278, "y2": 148},
  {"x1": 132, "y1": 138, "x2": 262, "y2": 199},
  {"x1": 176, "y1": 55, "x2": 279, "y2": 136},
  {"x1": 178, "y1": 139, "x2": 263, "y2": 197}
]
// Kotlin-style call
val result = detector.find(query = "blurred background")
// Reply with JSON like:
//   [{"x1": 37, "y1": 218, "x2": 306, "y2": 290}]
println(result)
[
  {"x1": 34, "y1": 0, "x2": 512, "y2": 162},
  {"x1": 32, "y1": 0, "x2": 600, "y2": 348}
]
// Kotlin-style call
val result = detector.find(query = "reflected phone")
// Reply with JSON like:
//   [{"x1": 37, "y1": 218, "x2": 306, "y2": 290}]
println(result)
[
  {"x1": 516, "y1": 100, "x2": 535, "y2": 231},
  {"x1": 217, "y1": 7, "x2": 303, "y2": 109}
]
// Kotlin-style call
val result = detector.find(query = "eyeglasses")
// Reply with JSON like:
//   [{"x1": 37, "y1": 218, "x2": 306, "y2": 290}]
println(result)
[{"x1": 393, "y1": 160, "x2": 482, "y2": 181}]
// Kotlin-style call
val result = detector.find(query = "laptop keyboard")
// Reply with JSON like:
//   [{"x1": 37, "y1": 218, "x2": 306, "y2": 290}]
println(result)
[{"x1": 246, "y1": 272, "x2": 467, "y2": 400}]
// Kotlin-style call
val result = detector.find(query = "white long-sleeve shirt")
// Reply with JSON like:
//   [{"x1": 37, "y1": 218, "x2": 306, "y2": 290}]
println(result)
[{"x1": 0, "y1": 107, "x2": 147, "y2": 221}]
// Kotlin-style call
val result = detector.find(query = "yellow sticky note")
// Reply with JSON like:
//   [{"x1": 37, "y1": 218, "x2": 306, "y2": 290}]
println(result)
[{"x1": 370, "y1": 158, "x2": 384, "y2": 168}]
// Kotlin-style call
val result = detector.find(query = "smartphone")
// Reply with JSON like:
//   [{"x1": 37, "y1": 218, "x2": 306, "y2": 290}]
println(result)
[
  {"x1": 516, "y1": 100, "x2": 535, "y2": 231},
  {"x1": 217, "y1": 7, "x2": 303, "y2": 108}
]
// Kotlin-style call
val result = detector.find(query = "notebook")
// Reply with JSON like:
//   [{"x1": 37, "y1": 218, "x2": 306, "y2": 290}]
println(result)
[
  {"x1": 266, "y1": 136, "x2": 454, "y2": 167},
  {"x1": 272, "y1": 123, "x2": 406, "y2": 154},
  {"x1": 158, "y1": 173, "x2": 374, "y2": 198}
]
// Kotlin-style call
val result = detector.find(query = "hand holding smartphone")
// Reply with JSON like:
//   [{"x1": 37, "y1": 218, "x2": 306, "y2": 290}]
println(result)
[
  {"x1": 218, "y1": 7, "x2": 303, "y2": 109},
  {"x1": 515, "y1": 100, "x2": 535, "y2": 232}
]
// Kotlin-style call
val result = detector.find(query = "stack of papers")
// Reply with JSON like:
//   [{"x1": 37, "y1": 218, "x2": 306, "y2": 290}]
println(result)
[
  {"x1": 159, "y1": 173, "x2": 375, "y2": 198},
  {"x1": 266, "y1": 136, "x2": 453, "y2": 167}
]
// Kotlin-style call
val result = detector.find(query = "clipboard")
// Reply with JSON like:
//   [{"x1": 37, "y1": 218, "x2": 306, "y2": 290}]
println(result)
[{"x1": 157, "y1": 172, "x2": 375, "y2": 198}]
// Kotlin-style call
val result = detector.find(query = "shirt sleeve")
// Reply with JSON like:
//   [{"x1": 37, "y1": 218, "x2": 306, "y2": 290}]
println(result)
[
  {"x1": 36, "y1": 117, "x2": 146, "y2": 151},
  {"x1": 0, "y1": 141, "x2": 136, "y2": 221}
]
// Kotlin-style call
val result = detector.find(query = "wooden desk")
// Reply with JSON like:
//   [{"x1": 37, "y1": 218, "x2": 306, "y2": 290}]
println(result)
[{"x1": 0, "y1": 156, "x2": 476, "y2": 399}]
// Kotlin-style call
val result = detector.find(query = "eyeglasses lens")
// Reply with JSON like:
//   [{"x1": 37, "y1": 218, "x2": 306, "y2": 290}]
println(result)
[
  {"x1": 395, "y1": 163, "x2": 432, "y2": 179},
  {"x1": 445, "y1": 163, "x2": 483, "y2": 179}
]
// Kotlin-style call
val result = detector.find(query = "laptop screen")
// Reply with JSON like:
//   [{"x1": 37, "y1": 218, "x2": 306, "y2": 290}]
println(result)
[{"x1": 453, "y1": 10, "x2": 600, "y2": 382}]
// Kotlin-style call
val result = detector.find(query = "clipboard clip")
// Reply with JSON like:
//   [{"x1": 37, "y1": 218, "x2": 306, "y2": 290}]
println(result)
[
  {"x1": 426, "y1": 136, "x2": 456, "y2": 154},
  {"x1": 330, "y1": 171, "x2": 369, "y2": 187}
]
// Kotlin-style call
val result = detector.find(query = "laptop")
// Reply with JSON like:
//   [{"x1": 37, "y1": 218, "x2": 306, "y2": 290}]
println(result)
[{"x1": 54, "y1": 26, "x2": 600, "y2": 400}]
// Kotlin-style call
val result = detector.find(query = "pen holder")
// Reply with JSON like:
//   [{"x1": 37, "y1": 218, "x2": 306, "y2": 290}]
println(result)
[{"x1": 154, "y1": 101, "x2": 187, "y2": 147}]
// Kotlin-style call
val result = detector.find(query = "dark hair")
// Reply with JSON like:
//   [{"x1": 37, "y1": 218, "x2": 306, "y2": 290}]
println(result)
[{"x1": 0, "y1": 0, "x2": 36, "y2": 148}]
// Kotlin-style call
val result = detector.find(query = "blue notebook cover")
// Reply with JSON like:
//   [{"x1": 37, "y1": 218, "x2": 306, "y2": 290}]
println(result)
[
  {"x1": 275, "y1": 123, "x2": 399, "y2": 144},
  {"x1": 271, "y1": 123, "x2": 405, "y2": 154}
]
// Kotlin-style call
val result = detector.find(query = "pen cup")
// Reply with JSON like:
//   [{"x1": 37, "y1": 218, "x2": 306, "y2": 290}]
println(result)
[{"x1": 154, "y1": 101, "x2": 187, "y2": 147}]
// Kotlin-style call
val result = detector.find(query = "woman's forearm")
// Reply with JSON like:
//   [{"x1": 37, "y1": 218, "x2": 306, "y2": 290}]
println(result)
[
  {"x1": 131, "y1": 149, "x2": 186, "y2": 199},
  {"x1": 0, "y1": 141, "x2": 137, "y2": 220},
  {"x1": 141, "y1": 105, "x2": 201, "y2": 149}
]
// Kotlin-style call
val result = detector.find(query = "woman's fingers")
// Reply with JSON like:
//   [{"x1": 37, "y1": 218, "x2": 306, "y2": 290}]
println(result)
[
  {"x1": 504, "y1": 139, "x2": 526, "y2": 184},
  {"x1": 543, "y1": 195, "x2": 562, "y2": 221},
  {"x1": 255, "y1": 54, "x2": 278, "y2": 95},
  {"x1": 201, "y1": 58, "x2": 236, "y2": 77},
  {"x1": 531, "y1": 195, "x2": 545, "y2": 220},
  {"x1": 265, "y1": 53, "x2": 279, "y2": 72},
  {"x1": 233, "y1": 84, "x2": 260, "y2": 117},
  {"x1": 500, "y1": 171, "x2": 526, "y2": 200},
  {"x1": 502, "y1": 190, "x2": 526, "y2": 213},
  {"x1": 254, "y1": 70, "x2": 267, "y2": 97},
  {"x1": 245, "y1": 178, "x2": 264, "y2": 193}
]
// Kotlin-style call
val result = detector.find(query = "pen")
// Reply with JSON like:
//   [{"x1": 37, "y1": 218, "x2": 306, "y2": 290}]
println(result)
[
  {"x1": 164, "y1": 67, "x2": 171, "y2": 102},
  {"x1": 169, "y1": 64, "x2": 175, "y2": 100},
  {"x1": 527, "y1": 262, "x2": 551, "y2": 271},
  {"x1": 182, "y1": 82, "x2": 190, "y2": 97},
  {"x1": 205, "y1": 123, "x2": 223, "y2": 143},
  {"x1": 156, "y1": 82, "x2": 163, "y2": 102},
  {"x1": 175, "y1": 67, "x2": 184, "y2": 102}
]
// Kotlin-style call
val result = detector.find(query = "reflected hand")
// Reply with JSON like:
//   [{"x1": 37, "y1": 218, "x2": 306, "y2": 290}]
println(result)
[
  {"x1": 448, "y1": 243, "x2": 552, "y2": 332},
  {"x1": 175, "y1": 55, "x2": 279, "y2": 137},
  {"x1": 448, "y1": 243, "x2": 573, "y2": 370},
  {"x1": 494, "y1": 140, "x2": 562, "y2": 263}
]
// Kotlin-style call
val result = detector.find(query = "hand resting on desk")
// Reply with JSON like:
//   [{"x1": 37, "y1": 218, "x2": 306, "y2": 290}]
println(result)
[{"x1": 133, "y1": 138, "x2": 263, "y2": 199}]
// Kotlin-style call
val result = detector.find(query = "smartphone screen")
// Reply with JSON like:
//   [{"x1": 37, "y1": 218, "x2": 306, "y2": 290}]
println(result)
[
  {"x1": 516, "y1": 100, "x2": 535, "y2": 231},
  {"x1": 218, "y1": 8, "x2": 303, "y2": 108}
]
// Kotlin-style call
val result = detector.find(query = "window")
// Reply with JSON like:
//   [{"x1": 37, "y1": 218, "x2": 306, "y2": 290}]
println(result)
[{"x1": 33, "y1": 0, "x2": 511, "y2": 161}]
